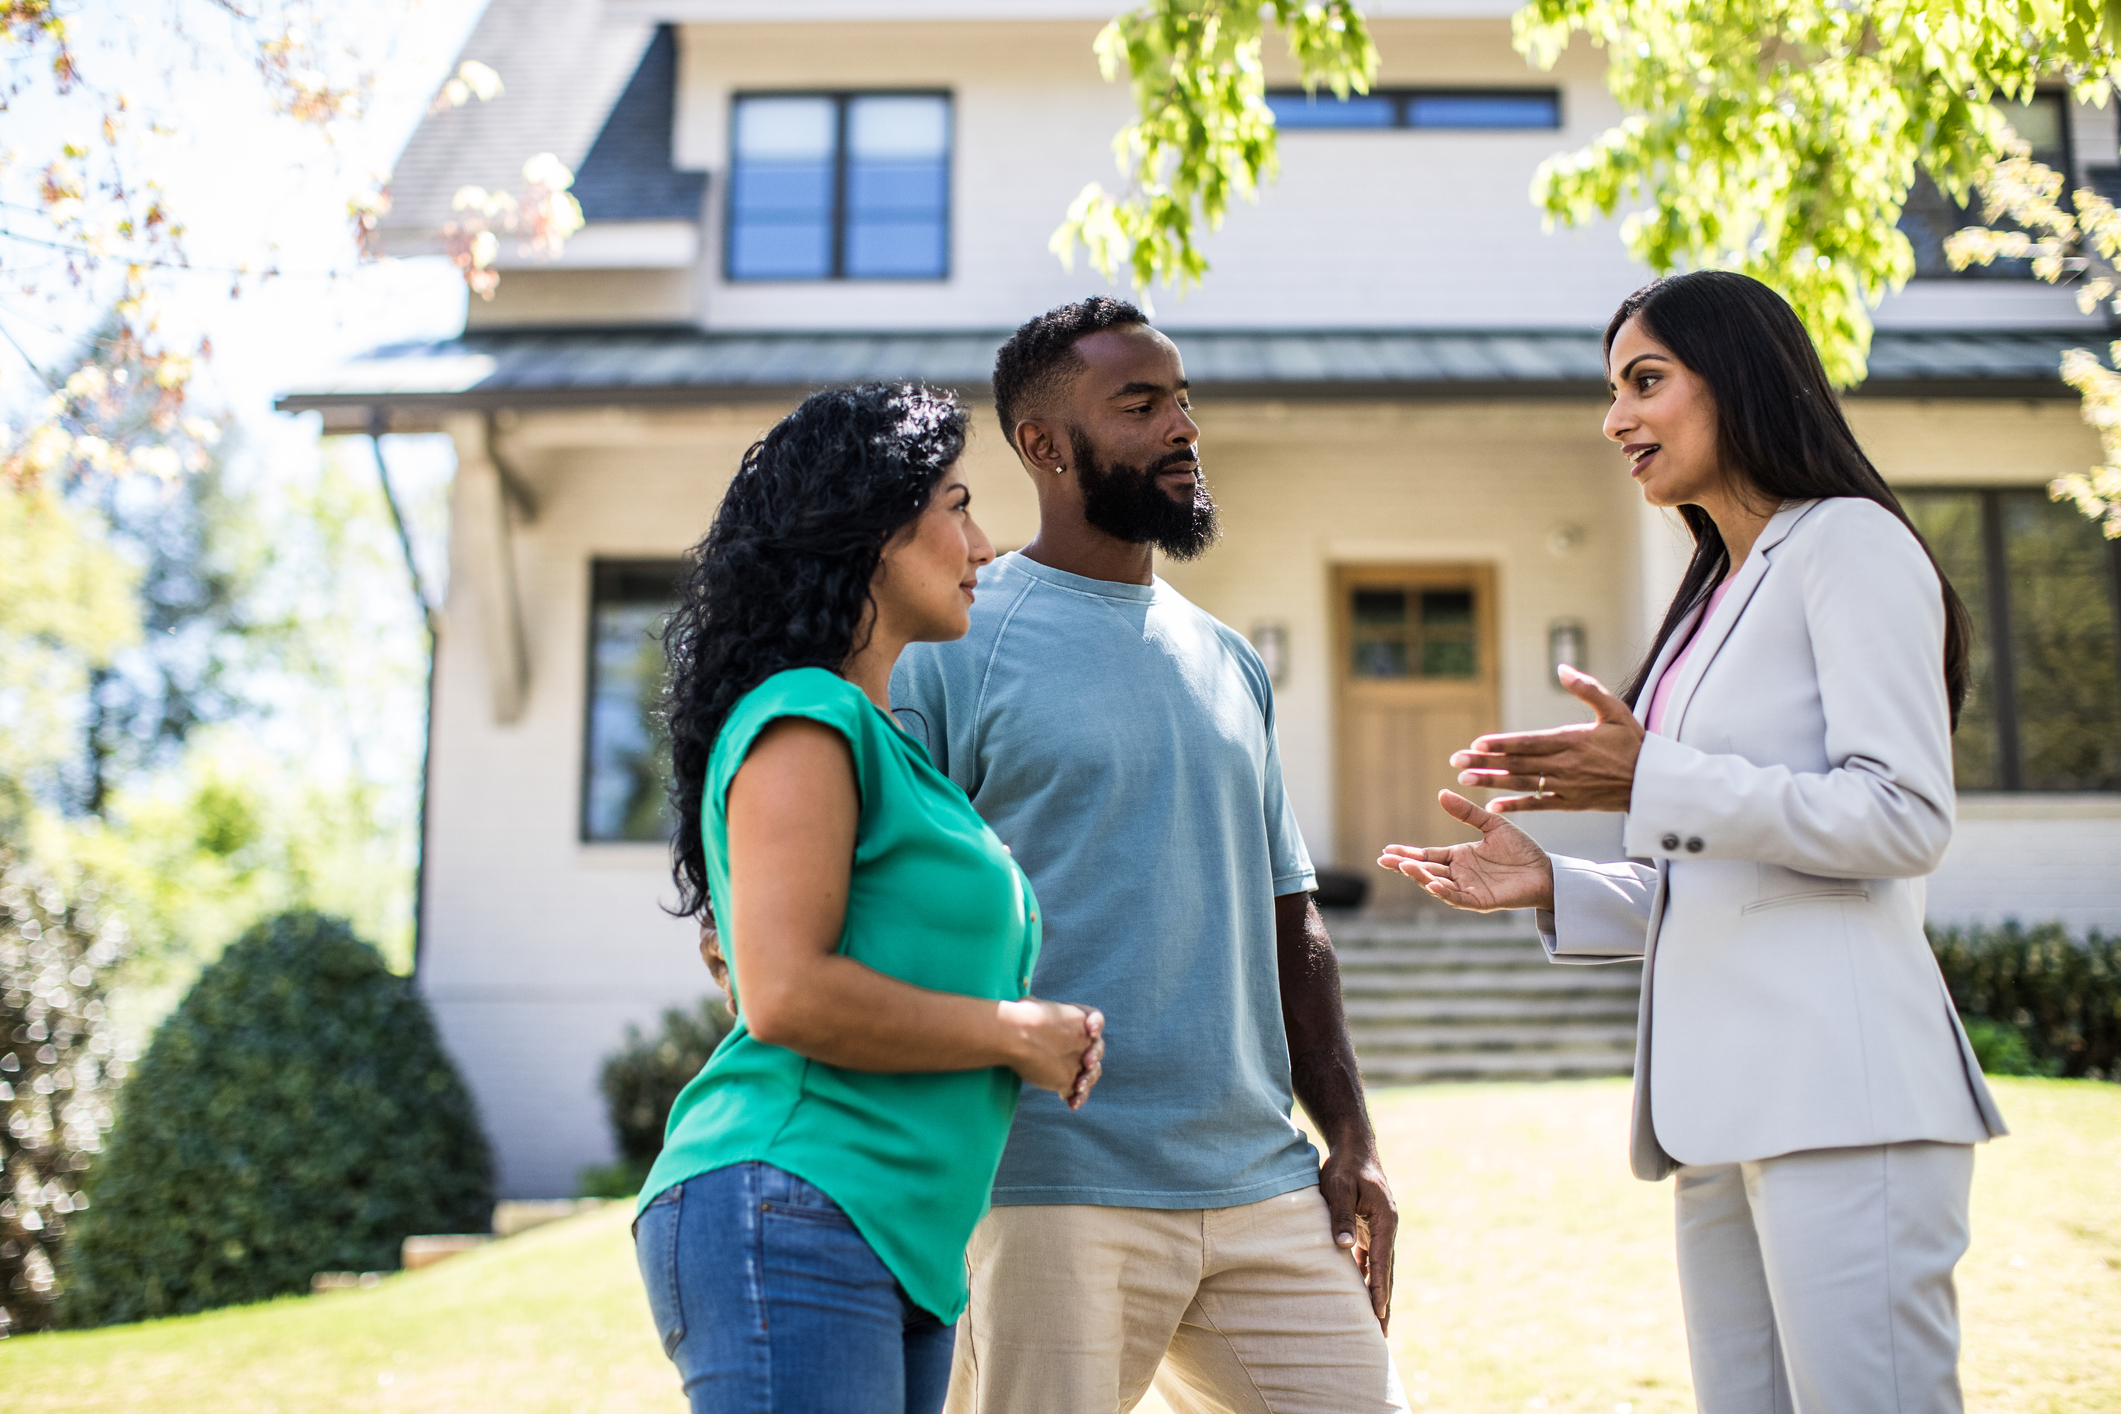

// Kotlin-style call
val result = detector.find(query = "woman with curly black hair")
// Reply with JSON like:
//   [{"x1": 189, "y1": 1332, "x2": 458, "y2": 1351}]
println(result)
[{"x1": 632, "y1": 383, "x2": 1107, "y2": 1414}]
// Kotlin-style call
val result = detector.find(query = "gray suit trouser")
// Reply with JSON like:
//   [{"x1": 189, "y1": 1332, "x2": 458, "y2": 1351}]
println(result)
[{"x1": 1674, "y1": 1141, "x2": 1975, "y2": 1414}]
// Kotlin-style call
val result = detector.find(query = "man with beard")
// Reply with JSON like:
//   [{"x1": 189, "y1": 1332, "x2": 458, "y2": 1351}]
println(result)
[{"x1": 892, "y1": 298, "x2": 1406, "y2": 1414}]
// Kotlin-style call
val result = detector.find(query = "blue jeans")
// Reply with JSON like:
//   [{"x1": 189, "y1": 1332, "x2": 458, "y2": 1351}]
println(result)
[{"x1": 634, "y1": 1162, "x2": 955, "y2": 1414}]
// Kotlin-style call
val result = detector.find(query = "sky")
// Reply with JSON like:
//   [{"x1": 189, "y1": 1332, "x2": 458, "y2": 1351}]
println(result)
[
  {"x1": 0, "y1": 0, "x2": 492, "y2": 465},
  {"x1": 0, "y1": 2, "x2": 521, "y2": 969}
]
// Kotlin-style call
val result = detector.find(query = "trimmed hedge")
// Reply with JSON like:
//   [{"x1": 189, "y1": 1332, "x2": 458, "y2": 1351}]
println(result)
[
  {"x1": 582, "y1": 997, "x2": 731, "y2": 1198},
  {"x1": 61, "y1": 912, "x2": 493, "y2": 1325},
  {"x1": 1930, "y1": 921, "x2": 2120, "y2": 1081}
]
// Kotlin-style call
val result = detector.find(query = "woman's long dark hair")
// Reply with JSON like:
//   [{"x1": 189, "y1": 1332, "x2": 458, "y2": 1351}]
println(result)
[
  {"x1": 663, "y1": 382, "x2": 968, "y2": 922},
  {"x1": 1607, "y1": 272, "x2": 1971, "y2": 728}
]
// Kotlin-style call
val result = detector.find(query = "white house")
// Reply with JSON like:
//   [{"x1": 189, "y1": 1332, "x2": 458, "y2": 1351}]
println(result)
[{"x1": 280, "y1": 0, "x2": 2121, "y2": 1198}]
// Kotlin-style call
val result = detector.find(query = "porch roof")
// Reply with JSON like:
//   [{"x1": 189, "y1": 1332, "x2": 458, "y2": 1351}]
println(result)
[{"x1": 276, "y1": 326, "x2": 2100, "y2": 427}]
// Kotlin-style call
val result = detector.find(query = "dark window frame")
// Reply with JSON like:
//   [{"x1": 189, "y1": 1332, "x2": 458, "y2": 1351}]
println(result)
[
  {"x1": 581, "y1": 557, "x2": 686, "y2": 844},
  {"x1": 1904, "y1": 485, "x2": 2121, "y2": 793},
  {"x1": 724, "y1": 89, "x2": 955, "y2": 283},
  {"x1": 1265, "y1": 86, "x2": 1562, "y2": 131},
  {"x1": 1905, "y1": 89, "x2": 2074, "y2": 282}
]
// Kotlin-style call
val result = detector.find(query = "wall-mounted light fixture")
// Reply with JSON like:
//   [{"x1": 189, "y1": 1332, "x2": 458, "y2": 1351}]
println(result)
[
  {"x1": 1548, "y1": 619, "x2": 1587, "y2": 688},
  {"x1": 1251, "y1": 620, "x2": 1290, "y2": 686}
]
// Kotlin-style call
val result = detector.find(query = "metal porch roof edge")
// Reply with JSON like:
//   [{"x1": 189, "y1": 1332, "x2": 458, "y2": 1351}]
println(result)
[{"x1": 275, "y1": 326, "x2": 2106, "y2": 418}]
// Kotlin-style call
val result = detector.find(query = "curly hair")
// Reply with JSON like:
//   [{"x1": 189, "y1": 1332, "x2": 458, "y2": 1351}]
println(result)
[
  {"x1": 991, "y1": 295, "x2": 1146, "y2": 444},
  {"x1": 663, "y1": 382, "x2": 968, "y2": 922}
]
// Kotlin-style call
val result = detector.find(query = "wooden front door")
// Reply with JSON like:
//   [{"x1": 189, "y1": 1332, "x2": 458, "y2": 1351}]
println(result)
[{"x1": 1333, "y1": 565, "x2": 1500, "y2": 906}]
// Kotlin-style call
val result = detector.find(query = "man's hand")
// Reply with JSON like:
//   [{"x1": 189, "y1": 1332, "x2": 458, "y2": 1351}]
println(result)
[
  {"x1": 1277, "y1": 891, "x2": 1396, "y2": 1332},
  {"x1": 1321, "y1": 1135, "x2": 1397, "y2": 1332}
]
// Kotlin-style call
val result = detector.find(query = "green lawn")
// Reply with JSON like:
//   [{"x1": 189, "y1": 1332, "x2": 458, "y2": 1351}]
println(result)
[{"x1": 6, "y1": 1079, "x2": 2116, "y2": 1413}]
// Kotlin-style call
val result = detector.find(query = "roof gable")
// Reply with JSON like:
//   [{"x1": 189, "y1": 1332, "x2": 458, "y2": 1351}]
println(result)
[
  {"x1": 382, "y1": 0, "x2": 658, "y2": 239},
  {"x1": 572, "y1": 26, "x2": 707, "y2": 222}
]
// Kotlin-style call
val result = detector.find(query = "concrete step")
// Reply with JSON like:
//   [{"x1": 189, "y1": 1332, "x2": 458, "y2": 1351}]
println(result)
[
  {"x1": 1347, "y1": 1023, "x2": 1639, "y2": 1054},
  {"x1": 1356, "y1": 1051, "x2": 1636, "y2": 1083},
  {"x1": 1335, "y1": 946, "x2": 1561, "y2": 971},
  {"x1": 1341, "y1": 995, "x2": 1640, "y2": 1023},
  {"x1": 1321, "y1": 914, "x2": 1642, "y2": 1082},
  {"x1": 1339, "y1": 967, "x2": 1642, "y2": 996}
]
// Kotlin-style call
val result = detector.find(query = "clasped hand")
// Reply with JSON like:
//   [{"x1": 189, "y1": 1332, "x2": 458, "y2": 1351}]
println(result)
[{"x1": 1002, "y1": 999, "x2": 1106, "y2": 1110}]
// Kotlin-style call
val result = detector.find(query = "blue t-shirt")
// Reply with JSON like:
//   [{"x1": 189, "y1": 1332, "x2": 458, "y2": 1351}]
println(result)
[{"x1": 891, "y1": 552, "x2": 1320, "y2": 1208}]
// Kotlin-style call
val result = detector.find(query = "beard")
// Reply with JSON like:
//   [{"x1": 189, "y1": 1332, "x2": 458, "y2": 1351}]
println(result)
[{"x1": 1068, "y1": 427, "x2": 1220, "y2": 561}]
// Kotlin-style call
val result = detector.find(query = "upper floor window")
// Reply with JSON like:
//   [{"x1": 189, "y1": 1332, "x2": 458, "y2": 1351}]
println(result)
[
  {"x1": 583, "y1": 559, "x2": 682, "y2": 842},
  {"x1": 1266, "y1": 88, "x2": 1560, "y2": 131},
  {"x1": 1903, "y1": 488, "x2": 2121, "y2": 792},
  {"x1": 727, "y1": 93, "x2": 951, "y2": 281},
  {"x1": 1903, "y1": 93, "x2": 2070, "y2": 280}
]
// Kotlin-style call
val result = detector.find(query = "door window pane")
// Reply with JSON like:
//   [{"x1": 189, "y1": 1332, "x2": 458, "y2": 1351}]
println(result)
[
  {"x1": 584, "y1": 561, "x2": 682, "y2": 842},
  {"x1": 1352, "y1": 589, "x2": 1408, "y2": 678},
  {"x1": 1349, "y1": 584, "x2": 1479, "y2": 679},
  {"x1": 1419, "y1": 590, "x2": 1477, "y2": 676},
  {"x1": 2002, "y1": 491, "x2": 2121, "y2": 790}
]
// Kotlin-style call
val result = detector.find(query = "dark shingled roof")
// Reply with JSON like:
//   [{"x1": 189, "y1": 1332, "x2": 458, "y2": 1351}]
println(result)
[
  {"x1": 570, "y1": 26, "x2": 707, "y2": 224},
  {"x1": 277, "y1": 326, "x2": 2101, "y2": 419}
]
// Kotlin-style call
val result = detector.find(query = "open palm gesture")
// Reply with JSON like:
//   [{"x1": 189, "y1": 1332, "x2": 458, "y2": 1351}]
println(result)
[{"x1": 1377, "y1": 790, "x2": 1555, "y2": 913}]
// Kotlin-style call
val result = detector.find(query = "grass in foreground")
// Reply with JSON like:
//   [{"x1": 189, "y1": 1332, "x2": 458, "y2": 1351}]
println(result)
[{"x1": 4, "y1": 1078, "x2": 2116, "y2": 1414}]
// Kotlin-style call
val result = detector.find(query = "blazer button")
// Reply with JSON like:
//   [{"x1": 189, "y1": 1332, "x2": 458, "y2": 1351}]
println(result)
[
  {"x1": 1685, "y1": 837, "x2": 1704, "y2": 853},
  {"x1": 1660, "y1": 833, "x2": 1680, "y2": 851}
]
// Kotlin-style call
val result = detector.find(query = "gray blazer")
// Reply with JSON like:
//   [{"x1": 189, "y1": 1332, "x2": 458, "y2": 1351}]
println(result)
[{"x1": 1537, "y1": 497, "x2": 2005, "y2": 1181}]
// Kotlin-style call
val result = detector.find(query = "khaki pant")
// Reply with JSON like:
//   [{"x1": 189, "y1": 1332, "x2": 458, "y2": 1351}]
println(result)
[
  {"x1": 944, "y1": 1185, "x2": 1407, "y2": 1414},
  {"x1": 1675, "y1": 1142, "x2": 1976, "y2": 1414}
]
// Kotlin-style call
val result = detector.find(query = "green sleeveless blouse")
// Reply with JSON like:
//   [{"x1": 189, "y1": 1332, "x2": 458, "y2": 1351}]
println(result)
[{"x1": 637, "y1": 667, "x2": 1041, "y2": 1322}]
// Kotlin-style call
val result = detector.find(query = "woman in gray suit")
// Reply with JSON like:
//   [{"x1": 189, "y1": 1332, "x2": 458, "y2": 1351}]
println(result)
[{"x1": 1380, "y1": 271, "x2": 2005, "y2": 1413}]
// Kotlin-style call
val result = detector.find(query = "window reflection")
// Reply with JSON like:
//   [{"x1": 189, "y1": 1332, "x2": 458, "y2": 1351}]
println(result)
[
  {"x1": 728, "y1": 93, "x2": 950, "y2": 281},
  {"x1": 585, "y1": 561, "x2": 682, "y2": 842},
  {"x1": 1904, "y1": 489, "x2": 2121, "y2": 792}
]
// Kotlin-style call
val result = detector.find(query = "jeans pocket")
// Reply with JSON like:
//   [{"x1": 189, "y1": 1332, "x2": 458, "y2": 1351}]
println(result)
[
  {"x1": 761, "y1": 1170, "x2": 856, "y2": 1227},
  {"x1": 634, "y1": 1185, "x2": 687, "y2": 1357}
]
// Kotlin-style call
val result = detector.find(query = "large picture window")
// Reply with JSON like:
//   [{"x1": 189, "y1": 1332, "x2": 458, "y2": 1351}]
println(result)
[
  {"x1": 583, "y1": 560, "x2": 683, "y2": 842},
  {"x1": 1903, "y1": 489, "x2": 2121, "y2": 792},
  {"x1": 727, "y1": 92, "x2": 951, "y2": 281}
]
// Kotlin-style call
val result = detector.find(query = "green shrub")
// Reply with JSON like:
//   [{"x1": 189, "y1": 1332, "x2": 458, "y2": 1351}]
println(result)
[
  {"x1": 1, "y1": 850, "x2": 129, "y2": 1337},
  {"x1": 1959, "y1": 1017, "x2": 2061, "y2": 1078},
  {"x1": 584, "y1": 997, "x2": 731, "y2": 1198},
  {"x1": 1929, "y1": 921, "x2": 2120, "y2": 1081},
  {"x1": 60, "y1": 911, "x2": 492, "y2": 1325}
]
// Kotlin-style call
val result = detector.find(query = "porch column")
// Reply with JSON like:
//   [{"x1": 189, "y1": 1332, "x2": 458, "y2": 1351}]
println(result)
[{"x1": 446, "y1": 414, "x2": 531, "y2": 724}]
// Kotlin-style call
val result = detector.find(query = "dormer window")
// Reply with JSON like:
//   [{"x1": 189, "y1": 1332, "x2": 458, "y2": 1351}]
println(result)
[{"x1": 727, "y1": 92, "x2": 952, "y2": 281}]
